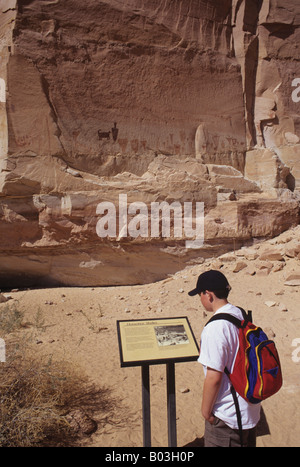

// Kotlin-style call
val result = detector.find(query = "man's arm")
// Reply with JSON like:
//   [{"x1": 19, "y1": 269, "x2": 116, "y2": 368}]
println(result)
[{"x1": 201, "y1": 367, "x2": 223, "y2": 424}]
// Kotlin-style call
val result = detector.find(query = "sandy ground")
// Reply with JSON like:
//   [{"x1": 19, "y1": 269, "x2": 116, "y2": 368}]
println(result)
[{"x1": 1, "y1": 227, "x2": 300, "y2": 447}]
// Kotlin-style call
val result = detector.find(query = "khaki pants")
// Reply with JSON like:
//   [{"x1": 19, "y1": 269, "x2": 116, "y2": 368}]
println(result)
[{"x1": 205, "y1": 417, "x2": 257, "y2": 447}]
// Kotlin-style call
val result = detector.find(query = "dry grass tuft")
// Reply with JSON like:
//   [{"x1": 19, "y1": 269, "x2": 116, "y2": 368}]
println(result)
[{"x1": 0, "y1": 303, "x2": 118, "y2": 447}]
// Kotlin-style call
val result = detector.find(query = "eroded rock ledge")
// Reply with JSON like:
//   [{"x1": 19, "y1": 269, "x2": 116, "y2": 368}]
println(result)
[{"x1": 0, "y1": 1, "x2": 300, "y2": 287}]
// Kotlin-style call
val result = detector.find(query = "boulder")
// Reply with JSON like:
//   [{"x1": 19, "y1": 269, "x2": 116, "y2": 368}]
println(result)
[
  {"x1": 244, "y1": 250, "x2": 259, "y2": 261},
  {"x1": 284, "y1": 274, "x2": 300, "y2": 287},
  {"x1": 259, "y1": 249, "x2": 284, "y2": 262},
  {"x1": 206, "y1": 165, "x2": 260, "y2": 193},
  {"x1": 233, "y1": 262, "x2": 248, "y2": 273},
  {"x1": 0, "y1": 293, "x2": 8, "y2": 303},
  {"x1": 245, "y1": 149, "x2": 291, "y2": 190},
  {"x1": 285, "y1": 243, "x2": 300, "y2": 258},
  {"x1": 265, "y1": 301, "x2": 276, "y2": 308},
  {"x1": 276, "y1": 145, "x2": 300, "y2": 191}
]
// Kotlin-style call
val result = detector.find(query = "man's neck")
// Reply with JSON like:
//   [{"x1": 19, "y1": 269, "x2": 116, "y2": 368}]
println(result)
[{"x1": 212, "y1": 299, "x2": 228, "y2": 313}]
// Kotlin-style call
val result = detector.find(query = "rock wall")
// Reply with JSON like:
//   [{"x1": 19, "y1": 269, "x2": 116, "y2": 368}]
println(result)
[
  {"x1": 4, "y1": 0, "x2": 247, "y2": 173},
  {"x1": 0, "y1": 0, "x2": 299, "y2": 288}
]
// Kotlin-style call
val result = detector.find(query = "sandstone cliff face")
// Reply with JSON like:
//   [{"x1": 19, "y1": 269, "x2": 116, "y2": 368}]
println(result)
[
  {"x1": 0, "y1": 0, "x2": 299, "y2": 288},
  {"x1": 6, "y1": 0, "x2": 246, "y2": 171}
]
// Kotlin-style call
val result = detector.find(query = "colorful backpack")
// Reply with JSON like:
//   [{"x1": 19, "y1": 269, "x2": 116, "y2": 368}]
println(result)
[
  {"x1": 206, "y1": 308, "x2": 283, "y2": 445},
  {"x1": 206, "y1": 307, "x2": 282, "y2": 403}
]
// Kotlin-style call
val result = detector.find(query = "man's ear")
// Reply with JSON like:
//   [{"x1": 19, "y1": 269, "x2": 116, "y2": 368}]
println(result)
[{"x1": 206, "y1": 291, "x2": 214, "y2": 303}]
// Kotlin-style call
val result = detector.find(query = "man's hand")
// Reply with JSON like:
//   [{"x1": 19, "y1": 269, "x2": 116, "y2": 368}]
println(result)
[{"x1": 206, "y1": 414, "x2": 216, "y2": 425}]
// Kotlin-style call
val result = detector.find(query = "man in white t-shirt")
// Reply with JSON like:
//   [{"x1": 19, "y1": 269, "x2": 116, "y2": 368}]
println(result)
[{"x1": 188, "y1": 270, "x2": 261, "y2": 447}]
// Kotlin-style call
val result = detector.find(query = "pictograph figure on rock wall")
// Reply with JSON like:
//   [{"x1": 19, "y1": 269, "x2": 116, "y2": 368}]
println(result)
[
  {"x1": 98, "y1": 123, "x2": 119, "y2": 142},
  {"x1": 111, "y1": 122, "x2": 119, "y2": 142},
  {"x1": 98, "y1": 128, "x2": 111, "y2": 140}
]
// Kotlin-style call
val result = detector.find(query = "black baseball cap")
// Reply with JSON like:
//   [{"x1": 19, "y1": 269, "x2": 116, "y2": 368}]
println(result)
[{"x1": 188, "y1": 270, "x2": 231, "y2": 296}]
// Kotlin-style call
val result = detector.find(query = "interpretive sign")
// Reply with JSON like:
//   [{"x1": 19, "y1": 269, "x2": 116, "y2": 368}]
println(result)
[{"x1": 117, "y1": 317, "x2": 199, "y2": 368}]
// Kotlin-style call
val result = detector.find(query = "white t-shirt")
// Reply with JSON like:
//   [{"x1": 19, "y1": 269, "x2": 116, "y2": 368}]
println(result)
[{"x1": 198, "y1": 303, "x2": 261, "y2": 430}]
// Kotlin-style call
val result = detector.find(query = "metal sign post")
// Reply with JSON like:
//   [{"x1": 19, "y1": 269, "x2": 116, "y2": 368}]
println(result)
[
  {"x1": 166, "y1": 362, "x2": 177, "y2": 447},
  {"x1": 142, "y1": 364, "x2": 151, "y2": 447},
  {"x1": 117, "y1": 317, "x2": 199, "y2": 447},
  {"x1": 141, "y1": 362, "x2": 177, "y2": 448}
]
